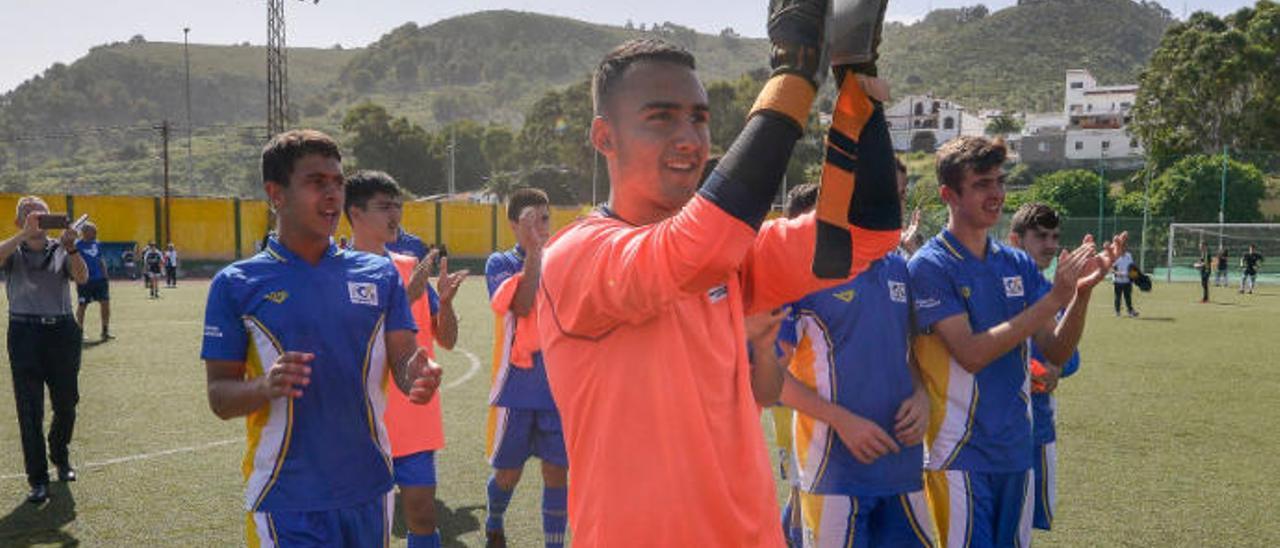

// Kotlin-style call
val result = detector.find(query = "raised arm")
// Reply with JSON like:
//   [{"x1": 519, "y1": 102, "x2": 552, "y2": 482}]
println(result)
[
  {"x1": 1033, "y1": 233, "x2": 1126, "y2": 366},
  {"x1": 929, "y1": 243, "x2": 1093, "y2": 373},
  {"x1": 0, "y1": 214, "x2": 41, "y2": 266},
  {"x1": 432, "y1": 257, "x2": 467, "y2": 351}
]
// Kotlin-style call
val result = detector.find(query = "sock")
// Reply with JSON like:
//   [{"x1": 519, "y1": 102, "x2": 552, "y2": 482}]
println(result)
[
  {"x1": 486, "y1": 475, "x2": 514, "y2": 532},
  {"x1": 407, "y1": 531, "x2": 440, "y2": 548},
  {"x1": 542, "y1": 486, "x2": 568, "y2": 548}
]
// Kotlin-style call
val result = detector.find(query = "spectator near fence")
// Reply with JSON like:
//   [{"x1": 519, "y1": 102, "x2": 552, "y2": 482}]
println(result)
[
  {"x1": 164, "y1": 243, "x2": 179, "y2": 288},
  {"x1": 1, "y1": 196, "x2": 89, "y2": 505}
]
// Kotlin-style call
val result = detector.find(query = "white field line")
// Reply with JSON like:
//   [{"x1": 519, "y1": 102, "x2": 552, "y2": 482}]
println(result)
[{"x1": 2, "y1": 346, "x2": 483, "y2": 481}]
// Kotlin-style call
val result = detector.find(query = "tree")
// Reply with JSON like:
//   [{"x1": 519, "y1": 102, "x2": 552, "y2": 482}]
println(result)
[
  {"x1": 1143, "y1": 154, "x2": 1266, "y2": 222},
  {"x1": 910, "y1": 132, "x2": 938, "y2": 152},
  {"x1": 516, "y1": 79, "x2": 596, "y2": 197},
  {"x1": 341, "y1": 102, "x2": 443, "y2": 196},
  {"x1": 1022, "y1": 170, "x2": 1113, "y2": 218},
  {"x1": 985, "y1": 113, "x2": 1022, "y2": 136},
  {"x1": 1131, "y1": 2, "x2": 1280, "y2": 163}
]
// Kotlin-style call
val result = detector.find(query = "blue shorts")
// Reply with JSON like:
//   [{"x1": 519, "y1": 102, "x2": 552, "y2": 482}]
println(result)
[
  {"x1": 247, "y1": 490, "x2": 392, "y2": 547},
  {"x1": 77, "y1": 279, "x2": 110, "y2": 303},
  {"x1": 487, "y1": 406, "x2": 568, "y2": 470},
  {"x1": 798, "y1": 490, "x2": 934, "y2": 548},
  {"x1": 925, "y1": 469, "x2": 1033, "y2": 548},
  {"x1": 1032, "y1": 441, "x2": 1057, "y2": 531},
  {"x1": 392, "y1": 450, "x2": 437, "y2": 488}
]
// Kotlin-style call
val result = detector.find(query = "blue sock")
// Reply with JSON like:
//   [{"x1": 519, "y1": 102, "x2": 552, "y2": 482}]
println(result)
[
  {"x1": 407, "y1": 531, "x2": 440, "y2": 548},
  {"x1": 486, "y1": 475, "x2": 514, "y2": 532},
  {"x1": 542, "y1": 486, "x2": 568, "y2": 548}
]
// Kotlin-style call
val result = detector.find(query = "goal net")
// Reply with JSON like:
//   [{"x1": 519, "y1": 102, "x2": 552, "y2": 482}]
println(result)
[{"x1": 1164, "y1": 223, "x2": 1280, "y2": 284}]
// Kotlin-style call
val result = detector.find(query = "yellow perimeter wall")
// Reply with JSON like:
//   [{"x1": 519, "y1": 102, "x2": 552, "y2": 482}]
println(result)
[{"x1": 1, "y1": 193, "x2": 587, "y2": 262}]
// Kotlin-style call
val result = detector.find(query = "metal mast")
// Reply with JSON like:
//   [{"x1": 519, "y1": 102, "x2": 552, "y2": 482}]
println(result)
[{"x1": 266, "y1": 0, "x2": 289, "y2": 138}]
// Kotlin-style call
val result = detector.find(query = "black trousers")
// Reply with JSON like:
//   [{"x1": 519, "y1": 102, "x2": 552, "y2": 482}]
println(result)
[
  {"x1": 1201, "y1": 272, "x2": 1211, "y2": 301},
  {"x1": 1114, "y1": 282, "x2": 1133, "y2": 313},
  {"x1": 8, "y1": 317, "x2": 82, "y2": 487},
  {"x1": 165, "y1": 265, "x2": 177, "y2": 286}
]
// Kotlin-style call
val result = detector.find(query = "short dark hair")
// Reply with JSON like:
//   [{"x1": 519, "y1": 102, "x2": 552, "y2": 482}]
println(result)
[
  {"x1": 936, "y1": 136, "x2": 1006, "y2": 193},
  {"x1": 262, "y1": 129, "x2": 342, "y2": 187},
  {"x1": 785, "y1": 183, "x2": 820, "y2": 218},
  {"x1": 507, "y1": 188, "x2": 550, "y2": 222},
  {"x1": 343, "y1": 170, "x2": 402, "y2": 221},
  {"x1": 592, "y1": 39, "x2": 696, "y2": 116},
  {"x1": 1010, "y1": 203, "x2": 1060, "y2": 236}
]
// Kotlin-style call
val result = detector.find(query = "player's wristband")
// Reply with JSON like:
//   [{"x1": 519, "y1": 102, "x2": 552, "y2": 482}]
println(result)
[{"x1": 749, "y1": 74, "x2": 816, "y2": 132}]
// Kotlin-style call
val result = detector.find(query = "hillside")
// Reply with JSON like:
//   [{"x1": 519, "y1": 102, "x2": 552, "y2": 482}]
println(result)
[
  {"x1": 0, "y1": 3, "x2": 1178, "y2": 197},
  {"x1": 879, "y1": 0, "x2": 1175, "y2": 111},
  {"x1": 324, "y1": 11, "x2": 769, "y2": 128},
  {"x1": 0, "y1": 40, "x2": 358, "y2": 131}
]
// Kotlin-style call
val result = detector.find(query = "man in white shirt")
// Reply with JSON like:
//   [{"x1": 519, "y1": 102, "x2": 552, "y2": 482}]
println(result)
[{"x1": 1112, "y1": 251, "x2": 1137, "y2": 317}]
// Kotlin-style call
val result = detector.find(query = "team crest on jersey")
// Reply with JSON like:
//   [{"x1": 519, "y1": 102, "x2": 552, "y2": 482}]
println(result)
[
  {"x1": 833, "y1": 289, "x2": 855, "y2": 302},
  {"x1": 1003, "y1": 276, "x2": 1025, "y2": 297},
  {"x1": 707, "y1": 284, "x2": 729, "y2": 303},
  {"x1": 263, "y1": 290, "x2": 289, "y2": 304},
  {"x1": 887, "y1": 280, "x2": 907, "y2": 303},
  {"x1": 347, "y1": 282, "x2": 378, "y2": 306}
]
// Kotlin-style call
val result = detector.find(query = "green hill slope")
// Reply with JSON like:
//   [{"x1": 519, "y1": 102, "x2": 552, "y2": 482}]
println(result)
[
  {"x1": 879, "y1": 0, "x2": 1175, "y2": 111},
  {"x1": 0, "y1": 3, "x2": 1178, "y2": 197}
]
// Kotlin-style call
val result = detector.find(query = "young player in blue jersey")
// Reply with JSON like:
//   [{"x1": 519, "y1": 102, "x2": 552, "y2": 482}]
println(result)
[
  {"x1": 201, "y1": 130, "x2": 442, "y2": 547},
  {"x1": 483, "y1": 188, "x2": 567, "y2": 548},
  {"x1": 74, "y1": 222, "x2": 112, "y2": 340},
  {"x1": 909, "y1": 137, "x2": 1123, "y2": 547},
  {"x1": 772, "y1": 183, "x2": 819, "y2": 547},
  {"x1": 346, "y1": 170, "x2": 468, "y2": 548},
  {"x1": 1006, "y1": 203, "x2": 1084, "y2": 533},
  {"x1": 776, "y1": 184, "x2": 935, "y2": 547}
]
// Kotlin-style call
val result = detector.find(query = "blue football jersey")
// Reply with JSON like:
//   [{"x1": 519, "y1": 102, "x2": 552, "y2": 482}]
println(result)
[
  {"x1": 201, "y1": 238, "x2": 416, "y2": 512},
  {"x1": 485, "y1": 246, "x2": 557, "y2": 410},
  {"x1": 789, "y1": 254, "x2": 923, "y2": 497},
  {"x1": 909, "y1": 230, "x2": 1047, "y2": 473}
]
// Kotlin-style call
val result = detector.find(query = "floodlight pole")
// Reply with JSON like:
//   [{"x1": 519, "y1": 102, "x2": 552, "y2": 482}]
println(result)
[
  {"x1": 1140, "y1": 166, "x2": 1150, "y2": 272},
  {"x1": 1219, "y1": 145, "x2": 1228, "y2": 250},
  {"x1": 184, "y1": 27, "x2": 193, "y2": 193},
  {"x1": 1097, "y1": 150, "x2": 1106, "y2": 237}
]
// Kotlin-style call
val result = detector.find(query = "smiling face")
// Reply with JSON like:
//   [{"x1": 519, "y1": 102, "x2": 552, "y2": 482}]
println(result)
[
  {"x1": 593, "y1": 60, "x2": 710, "y2": 222},
  {"x1": 943, "y1": 165, "x2": 1006, "y2": 232},
  {"x1": 1015, "y1": 225, "x2": 1061, "y2": 270},
  {"x1": 267, "y1": 153, "x2": 344, "y2": 245}
]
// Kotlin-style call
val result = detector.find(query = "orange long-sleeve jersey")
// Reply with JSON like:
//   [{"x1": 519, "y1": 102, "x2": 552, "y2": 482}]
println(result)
[{"x1": 537, "y1": 195, "x2": 899, "y2": 547}]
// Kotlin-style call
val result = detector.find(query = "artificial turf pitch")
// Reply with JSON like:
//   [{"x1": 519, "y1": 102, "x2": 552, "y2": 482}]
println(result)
[{"x1": 1, "y1": 278, "x2": 1277, "y2": 546}]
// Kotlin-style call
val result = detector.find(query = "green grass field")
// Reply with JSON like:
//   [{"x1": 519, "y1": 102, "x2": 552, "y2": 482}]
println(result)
[{"x1": 1, "y1": 277, "x2": 1277, "y2": 546}]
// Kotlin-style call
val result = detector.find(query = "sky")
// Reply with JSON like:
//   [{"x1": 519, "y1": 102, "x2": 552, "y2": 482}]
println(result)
[{"x1": 0, "y1": 0, "x2": 1259, "y2": 94}]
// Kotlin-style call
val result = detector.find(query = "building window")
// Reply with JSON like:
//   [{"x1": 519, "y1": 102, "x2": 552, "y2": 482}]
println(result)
[
  {"x1": 915, "y1": 103, "x2": 924, "y2": 116},
  {"x1": 1070, "y1": 82, "x2": 1084, "y2": 89},
  {"x1": 1102, "y1": 140, "x2": 1111, "y2": 150},
  {"x1": 944, "y1": 117, "x2": 955, "y2": 130},
  {"x1": 1039, "y1": 143, "x2": 1049, "y2": 152},
  {"x1": 1075, "y1": 141, "x2": 1084, "y2": 150}
]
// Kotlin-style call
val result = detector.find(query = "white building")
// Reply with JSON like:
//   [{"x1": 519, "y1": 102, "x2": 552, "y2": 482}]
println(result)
[
  {"x1": 1062, "y1": 69, "x2": 1143, "y2": 162},
  {"x1": 884, "y1": 94, "x2": 986, "y2": 152}
]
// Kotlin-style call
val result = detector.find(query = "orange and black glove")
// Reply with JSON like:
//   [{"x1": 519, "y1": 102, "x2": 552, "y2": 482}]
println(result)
[{"x1": 812, "y1": 0, "x2": 899, "y2": 279}]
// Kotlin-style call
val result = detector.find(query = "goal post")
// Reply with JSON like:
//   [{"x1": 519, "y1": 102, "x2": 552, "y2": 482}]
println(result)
[{"x1": 1165, "y1": 223, "x2": 1280, "y2": 283}]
